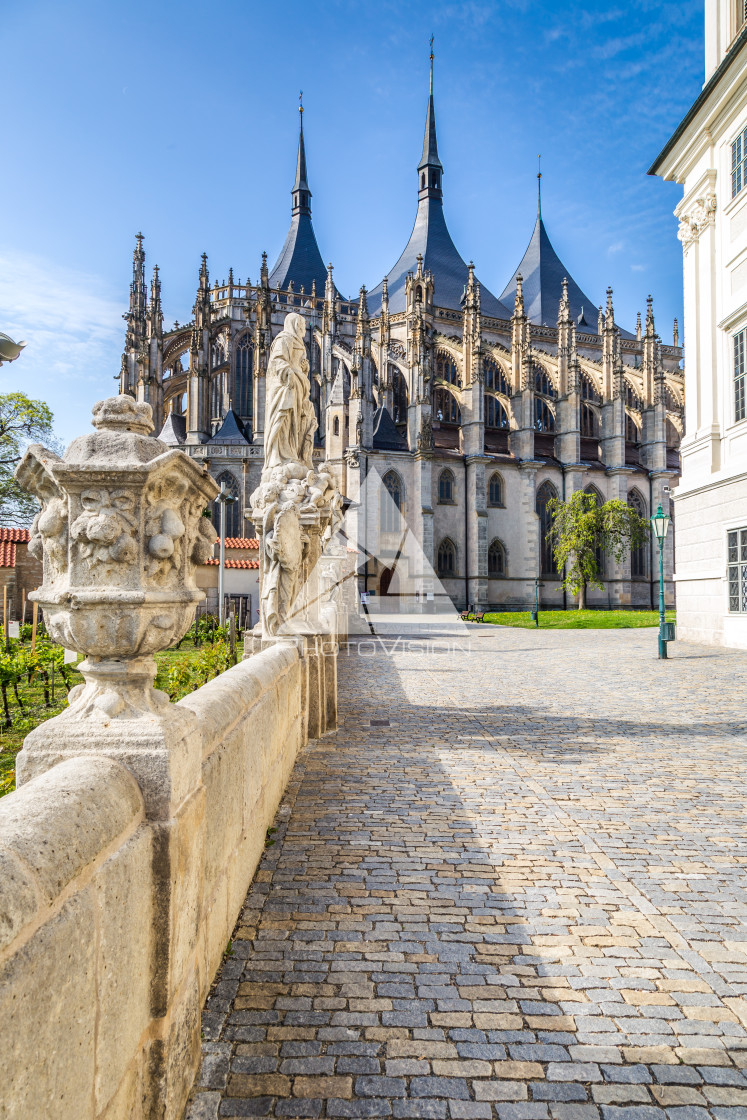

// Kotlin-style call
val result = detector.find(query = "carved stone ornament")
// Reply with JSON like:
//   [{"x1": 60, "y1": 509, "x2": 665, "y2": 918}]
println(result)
[
  {"x1": 417, "y1": 414, "x2": 434, "y2": 453},
  {"x1": 250, "y1": 314, "x2": 344, "y2": 638},
  {"x1": 677, "y1": 194, "x2": 717, "y2": 251},
  {"x1": 15, "y1": 394, "x2": 218, "y2": 724}
]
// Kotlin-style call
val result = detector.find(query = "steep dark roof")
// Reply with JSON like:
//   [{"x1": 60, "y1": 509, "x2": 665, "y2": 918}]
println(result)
[
  {"x1": 158, "y1": 411, "x2": 186, "y2": 445},
  {"x1": 499, "y1": 216, "x2": 600, "y2": 330},
  {"x1": 269, "y1": 111, "x2": 329, "y2": 295},
  {"x1": 268, "y1": 214, "x2": 328, "y2": 295},
  {"x1": 368, "y1": 59, "x2": 510, "y2": 320},
  {"x1": 499, "y1": 215, "x2": 635, "y2": 339},
  {"x1": 208, "y1": 408, "x2": 250, "y2": 445},
  {"x1": 367, "y1": 201, "x2": 511, "y2": 318},
  {"x1": 372, "y1": 406, "x2": 408, "y2": 452}
]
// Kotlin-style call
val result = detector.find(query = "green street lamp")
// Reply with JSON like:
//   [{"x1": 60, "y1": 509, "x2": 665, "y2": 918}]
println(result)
[
  {"x1": 216, "y1": 481, "x2": 239, "y2": 627},
  {"x1": 651, "y1": 503, "x2": 671, "y2": 659}
]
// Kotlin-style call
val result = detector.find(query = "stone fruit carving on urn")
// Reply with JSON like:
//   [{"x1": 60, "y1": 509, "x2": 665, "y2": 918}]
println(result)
[{"x1": 14, "y1": 395, "x2": 218, "y2": 721}]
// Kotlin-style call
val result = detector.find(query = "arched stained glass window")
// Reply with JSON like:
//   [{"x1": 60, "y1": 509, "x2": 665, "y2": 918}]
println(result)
[
  {"x1": 628, "y1": 489, "x2": 648, "y2": 578},
  {"x1": 484, "y1": 358, "x2": 510, "y2": 395},
  {"x1": 435, "y1": 352, "x2": 460, "y2": 385},
  {"x1": 437, "y1": 538, "x2": 457, "y2": 577},
  {"x1": 381, "y1": 470, "x2": 402, "y2": 533},
  {"x1": 210, "y1": 373, "x2": 224, "y2": 422},
  {"x1": 535, "y1": 398, "x2": 556, "y2": 432},
  {"x1": 536, "y1": 480, "x2": 558, "y2": 576},
  {"x1": 486, "y1": 395, "x2": 509, "y2": 429},
  {"x1": 390, "y1": 365, "x2": 409, "y2": 425},
  {"x1": 433, "y1": 386, "x2": 461, "y2": 425},
  {"x1": 213, "y1": 471, "x2": 241, "y2": 539},
  {"x1": 534, "y1": 365, "x2": 557, "y2": 398},
  {"x1": 438, "y1": 469, "x2": 455, "y2": 503},
  {"x1": 626, "y1": 413, "x2": 641, "y2": 443},
  {"x1": 581, "y1": 403, "x2": 598, "y2": 437},
  {"x1": 626, "y1": 381, "x2": 643, "y2": 412},
  {"x1": 235, "y1": 334, "x2": 254, "y2": 421},
  {"x1": 488, "y1": 473, "x2": 504, "y2": 507},
  {"x1": 488, "y1": 539, "x2": 506, "y2": 577},
  {"x1": 582, "y1": 373, "x2": 601, "y2": 403}
]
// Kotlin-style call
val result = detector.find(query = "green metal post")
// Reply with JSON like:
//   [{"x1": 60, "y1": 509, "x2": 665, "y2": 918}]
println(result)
[{"x1": 657, "y1": 539, "x2": 667, "y2": 660}]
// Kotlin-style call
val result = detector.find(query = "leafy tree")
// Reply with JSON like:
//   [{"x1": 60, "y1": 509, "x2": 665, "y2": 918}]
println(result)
[
  {"x1": 0, "y1": 393, "x2": 55, "y2": 526},
  {"x1": 546, "y1": 490, "x2": 649, "y2": 609}
]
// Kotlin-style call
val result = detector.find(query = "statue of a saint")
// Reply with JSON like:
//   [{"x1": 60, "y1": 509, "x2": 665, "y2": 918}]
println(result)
[{"x1": 264, "y1": 313, "x2": 317, "y2": 469}]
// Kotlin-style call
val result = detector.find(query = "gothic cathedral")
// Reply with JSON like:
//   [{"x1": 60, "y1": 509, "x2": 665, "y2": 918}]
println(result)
[{"x1": 120, "y1": 56, "x2": 683, "y2": 611}]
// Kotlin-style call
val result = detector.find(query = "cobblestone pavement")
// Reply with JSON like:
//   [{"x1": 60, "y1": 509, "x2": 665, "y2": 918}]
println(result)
[{"x1": 187, "y1": 627, "x2": 747, "y2": 1120}]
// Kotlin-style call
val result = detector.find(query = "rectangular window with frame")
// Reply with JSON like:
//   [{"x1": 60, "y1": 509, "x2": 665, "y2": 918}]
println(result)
[
  {"x1": 733, "y1": 127, "x2": 747, "y2": 198},
  {"x1": 735, "y1": 328, "x2": 747, "y2": 421},
  {"x1": 728, "y1": 528, "x2": 747, "y2": 612}
]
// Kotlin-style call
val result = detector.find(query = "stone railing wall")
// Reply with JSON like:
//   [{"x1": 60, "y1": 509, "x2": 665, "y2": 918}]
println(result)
[{"x1": 0, "y1": 638, "x2": 329, "y2": 1120}]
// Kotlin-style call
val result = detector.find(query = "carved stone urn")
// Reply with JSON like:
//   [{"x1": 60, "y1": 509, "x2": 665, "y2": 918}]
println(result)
[{"x1": 14, "y1": 396, "x2": 219, "y2": 809}]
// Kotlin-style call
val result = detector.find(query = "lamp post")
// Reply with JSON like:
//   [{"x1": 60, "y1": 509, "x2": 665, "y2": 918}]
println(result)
[
  {"x1": 216, "y1": 481, "x2": 238, "y2": 627},
  {"x1": 651, "y1": 503, "x2": 671, "y2": 659}
]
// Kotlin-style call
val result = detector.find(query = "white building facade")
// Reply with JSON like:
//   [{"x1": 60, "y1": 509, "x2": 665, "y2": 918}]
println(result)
[{"x1": 652, "y1": 0, "x2": 747, "y2": 646}]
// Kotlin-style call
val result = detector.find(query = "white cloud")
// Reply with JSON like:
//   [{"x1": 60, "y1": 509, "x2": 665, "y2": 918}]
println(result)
[
  {"x1": 0, "y1": 251, "x2": 124, "y2": 444},
  {"x1": 608, "y1": 241, "x2": 625, "y2": 255}
]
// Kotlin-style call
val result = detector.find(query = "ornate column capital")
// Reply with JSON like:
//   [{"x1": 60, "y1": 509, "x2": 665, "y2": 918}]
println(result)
[{"x1": 677, "y1": 193, "x2": 717, "y2": 252}]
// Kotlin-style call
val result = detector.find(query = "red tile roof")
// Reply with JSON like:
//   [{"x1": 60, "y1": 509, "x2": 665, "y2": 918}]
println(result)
[
  {"x1": 204, "y1": 558, "x2": 259, "y2": 570},
  {"x1": 0, "y1": 542, "x2": 16, "y2": 568},
  {"x1": 0, "y1": 528, "x2": 30, "y2": 542},
  {"x1": 219, "y1": 537, "x2": 259, "y2": 549}
]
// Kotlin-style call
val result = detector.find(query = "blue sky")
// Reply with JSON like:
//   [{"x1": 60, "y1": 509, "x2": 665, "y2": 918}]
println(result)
[{"x1": 1, "y1": 0, "x2": 703, "y2": 444}]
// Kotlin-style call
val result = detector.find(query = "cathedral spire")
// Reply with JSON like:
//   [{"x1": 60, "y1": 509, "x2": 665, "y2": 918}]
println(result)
[
  {"x1": 418, "y1": 38, "x2": 443, "y2": 202},
  {"x1": 537, "y1": 155, "x2": 542, "y2": 219},
  {"x1": 292, "y1": 91, "x2": 311, "y2": 216},
  {"x1": 268, "y1": 97, "x2": 328, "y2": 295},
  {"x1": 129, "y1": 232, "x2": 147, "y2": 321}
]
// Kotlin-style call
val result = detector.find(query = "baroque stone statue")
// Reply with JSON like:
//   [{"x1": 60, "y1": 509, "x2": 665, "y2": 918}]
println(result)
[
  {"x1": 264, "y1": 312, "x2": 317, "y2": 469},
  {"x1": 250, "y1": 313, "x2": 343, "y2": 638}
]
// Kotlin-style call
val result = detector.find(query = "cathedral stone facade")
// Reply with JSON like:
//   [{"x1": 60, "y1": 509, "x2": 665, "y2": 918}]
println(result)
[{"x1": 121, "y1": 58, "x2": 684, "y2": 611}]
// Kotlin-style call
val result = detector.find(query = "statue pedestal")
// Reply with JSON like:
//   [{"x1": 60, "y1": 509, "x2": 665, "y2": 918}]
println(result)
[{"x1": 246, "y1": 629, "x2": 336, "y2": 739}]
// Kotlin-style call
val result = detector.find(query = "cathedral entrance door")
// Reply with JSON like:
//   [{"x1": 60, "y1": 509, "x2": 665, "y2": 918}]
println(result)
[{"x1": 379, "y1": 566, "x2": 399, "y2": 611}]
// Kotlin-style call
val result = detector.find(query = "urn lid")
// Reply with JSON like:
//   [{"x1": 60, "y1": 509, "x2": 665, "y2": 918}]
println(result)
[{"x1": 64, "y1": 396, "x2": 169, "y2": 467}]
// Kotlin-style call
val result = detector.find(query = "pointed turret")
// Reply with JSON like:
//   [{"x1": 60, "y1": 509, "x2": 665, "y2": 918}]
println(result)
[
  {"x1": 499, "y1": 189, "x2": 624, "y2": 332},
  {"x1": 130, "y1": 232, "x2": 147, "y2": 321},
  {"x1": 367, "y1": 48, "x2": 508, "y2": 318},
  {"x1": 268, "y1": 98, "x2": 330, "y2": 295},
  {"x1": 120, "y1": 233, "x2": 148, "y2": 396},
  {"x1": 148, "y1": 265, "x2": 163, "y2": 340}
]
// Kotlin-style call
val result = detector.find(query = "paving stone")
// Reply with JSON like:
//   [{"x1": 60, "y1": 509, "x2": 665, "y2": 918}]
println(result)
[
  {"x1": 189, "y1": 632, "x2": 747, "y2": 1119},
  {"x1": 392, "y1": 1103, "x2": 448, "y2": 1120},
  {"x1": 448, "y1": 1105, "x2": 492, "y2": 1119},
  {"x1": 356, "y1": 1077, "x2": 408, "y2": 1099},
  {"x1": 532, "y1": 1085, "x2": 587, "y2": 1102},
  {"x1": 186, "y1": 1093, "x2": 221, "y2": 1120},
  {"x1": 548, "y1": 1108, "x2": 601, "y2": 1120},
  {"x1": 328, "y1": 1102, "x2": 393, "y2": 1118},
  {"x1": 496, "y1": 1106, "x2": 550, "y2": 1120},
  {"x1": 409, "y1": 1077, "x2": 470, "y2": 1100}
]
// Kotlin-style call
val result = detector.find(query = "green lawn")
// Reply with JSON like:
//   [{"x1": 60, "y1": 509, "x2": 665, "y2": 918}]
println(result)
[{"x1": 481, "y1": 609, "x2": 676, "y2": 630}]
